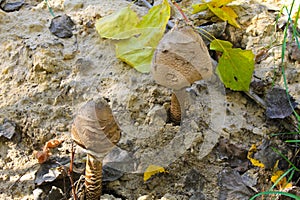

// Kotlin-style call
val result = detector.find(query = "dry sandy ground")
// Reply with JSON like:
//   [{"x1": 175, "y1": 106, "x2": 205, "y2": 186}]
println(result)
[{"x1": 0, "y1": 0, "x2": 299, "y2": 199}]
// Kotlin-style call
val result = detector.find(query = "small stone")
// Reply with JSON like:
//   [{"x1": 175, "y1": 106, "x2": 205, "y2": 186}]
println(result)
[
  {"x1": 189, "y1": 192, "x2": 205, "y2": 200},
  {"x1": 49, "y1": 14, "x2": 75, "y2": 38},
  {"x1": 184, "y1": 168, "x2": 205, "y2": 193},
  {"x1": 0, "y1": 119, "x2": 18, "y2": 139},
  {"x1": 218, "y1": 168, "x2": 254, "y2": 199},
  {"x1": 161, "y1": 193, "x2": 177, "y2": 200},
  {"x1": 100, "y1": 194, "x2": 122, "y2": 200},
  {"x1": 241, "y1": 169, "x2": 258, "y2": 190},
  {"x1": 1, "y1": 0, "x2": 24, "y2": 12},
  {"x1": 147, "y1": 105, "x2": 167, "y2": 126}
]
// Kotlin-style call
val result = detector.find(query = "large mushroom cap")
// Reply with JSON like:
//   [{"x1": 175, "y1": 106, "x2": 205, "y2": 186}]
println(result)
[
  {"x1": 71, "y1": 98, "x2": 121, "y2": 160},
  {"x1": 151, "y1": 26, "x2": 213, "y2": 90}
]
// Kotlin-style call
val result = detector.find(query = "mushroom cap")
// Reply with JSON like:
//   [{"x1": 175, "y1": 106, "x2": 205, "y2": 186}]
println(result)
[
  {"x1": 151, "y1": 26, "x2": 213, "y2": 90},
  {"x1": 71, "y1": 98, "x2": 121, "y2": 160}
]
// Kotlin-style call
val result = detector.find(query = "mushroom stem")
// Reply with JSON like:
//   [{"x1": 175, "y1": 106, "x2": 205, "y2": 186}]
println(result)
[
  {"x1": 85, "y1": 154, "x2": 102, "y2": 200},
  {"x1": 173, "y1": 89, "x2": 189, "y2": 119},
  {"x1": 170, "y1": 92, "x2": 181, "y2": 125}
]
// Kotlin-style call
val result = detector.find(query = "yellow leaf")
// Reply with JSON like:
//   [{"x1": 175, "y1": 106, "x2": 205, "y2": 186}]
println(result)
[
  {"x1": 221, "y1": 6, "x2": 240, "y2": 27},
  {"x1": 207, "y1": 4, "x2": 240, "y2": 28},
  {"x1": 192, "y1": 0, "x2": 235, "y2": 14},
  {"x1": 247, "y1": 144, "x2": 265, "y2": 168},
  {"x1": 115, "y1": 0, "x2": 170, "y2": 73},
  {"x1": 95, "y1": 7, "x2": 139, "y2": 39},
  {"x1": 192, "y1": 3, "x2": 208, "y2": 14},
  {"x1": 143, "y1": 165, "x2": 166, "y2": 182},
  {"x1": 271, "y1": 170, "x2": 293, "y2": 190},
  {"x1": 211, "y1": 0, "x2": 236, "y2": 7},
  {"x1": 95, "y1": 0, "x2": 170, "y2": 73}
]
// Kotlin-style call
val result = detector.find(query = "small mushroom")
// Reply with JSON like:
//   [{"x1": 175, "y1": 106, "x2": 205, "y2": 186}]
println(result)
[
  {"x1": 71, "y1": 98, "x2": 121, "y2": 199},
  {"x1": 151, "y1": 26, "x2": 213, "y2": 123}
]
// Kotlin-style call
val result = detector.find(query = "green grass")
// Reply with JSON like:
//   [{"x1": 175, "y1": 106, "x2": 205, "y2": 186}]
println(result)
[
  {"x1": 250, "y1": 0, "x2": 300, "y2": 199},
  {"x1": 44, "y1": 0, "x2": 55, "y2": 17}
]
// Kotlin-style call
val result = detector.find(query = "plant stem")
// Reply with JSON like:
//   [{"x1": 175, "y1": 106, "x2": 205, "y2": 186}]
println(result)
[{"x1": 85, "y1": 154, "x2": 103, "y2": 200}]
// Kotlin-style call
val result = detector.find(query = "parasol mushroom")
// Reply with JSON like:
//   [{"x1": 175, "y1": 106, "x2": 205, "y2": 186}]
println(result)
[
  {"x1": 71, "y1": 98, "x2": 121, "y2": 199},
  {"x1": 151, "y1": 25, "x2": 213, "y2": 123}
]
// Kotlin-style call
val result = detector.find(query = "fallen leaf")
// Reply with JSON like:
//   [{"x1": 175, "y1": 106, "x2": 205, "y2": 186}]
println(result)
[
  {"x1": 96, "y1": 0, "x2": 171, "y2": 73},
  {"x1": 34, "y1": 157, "x2": 70, "y2": 185},
  {"x1": 34, "y1": 150, "x2": 50, "y2": 164},
  {"x1": 266, "y1": 86, "x2": 297, "y2": 119},
  {"x1": 44, "y1": 139, "x2": 64, "y2": 150},
  {"x1": 271, "y1": 170, "x2": 293, "y2": 190},
  {"x1": 210, "y1": 39, "x2": 255, "y2": 91},
  {"x1": 192, "y1": 0, "x2": 240, "y2": 28},
  {"x1": 95, "y1": 7, "x2": 139, "y2": 39},
  {"x1": 247, "y1": 144, "x2": 265, "y2": 168},
  {"x1": 218, "y1": 167, "x2": 254, "y2": 199},
  {"x1": 116, "y1": 27, "x2": 163, "y2": 73},
  {"x1": 34, "y1": 139, "x2": 64, "y2": 164},
  {"x1": 207, "y1": 4, "x2": 240, "y2": 28},
  {"x1": 192, "y1": 3, "x2": 208, "y2": 13},
  {"x1": 144, "y1": 165, "x2": 166, "y2": 182}
]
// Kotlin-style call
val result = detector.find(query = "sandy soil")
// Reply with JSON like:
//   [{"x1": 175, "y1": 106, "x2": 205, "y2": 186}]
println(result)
[{"x1": 0, "y1": 0, "x2": 299, "y2": 199}]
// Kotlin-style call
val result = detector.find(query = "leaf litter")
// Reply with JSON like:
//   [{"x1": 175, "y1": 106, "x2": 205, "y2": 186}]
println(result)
[
  {"x1": 0, "y1": 0, "x2": 300, "y2": 198},
  {"x1": 266, "y1": 86, "x2": 298, "y2": 119}
]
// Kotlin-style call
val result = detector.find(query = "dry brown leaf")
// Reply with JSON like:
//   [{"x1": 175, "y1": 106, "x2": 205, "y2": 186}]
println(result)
[{"x1": 34, "y1": 138, "x2": 64, "y2": 164}]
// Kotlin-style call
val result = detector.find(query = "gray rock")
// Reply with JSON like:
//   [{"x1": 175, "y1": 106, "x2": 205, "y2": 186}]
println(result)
[
  {"x1": 0, "y1": 119, "x2": 18, "y2": 139},
  {"x1": 49, "y1": 15, "x2": 75, "y2": 38}
]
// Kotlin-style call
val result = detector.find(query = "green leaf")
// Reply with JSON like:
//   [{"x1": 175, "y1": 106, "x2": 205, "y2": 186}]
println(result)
[
  {"x1": 95, "y1": 7, "x2": 139, "y2": 39},
  {"x1": 211, "y1": 39, "x2": 255, "y2": 91},
  {"x1": 210, "y1": 39, "x2": 233, "y2": 51},
  {"x1": 192, "y1": 3, "x2": 208, "y2": 14},
  {"x1": 115, "y1": 0, "x2": 170, "y2": 73},
  {"x1": 95, "y1": 0, "x2": 170, "y2": 73},
  {"x1": 116, "y1": 28, "x2": 163, "y2": 73}
]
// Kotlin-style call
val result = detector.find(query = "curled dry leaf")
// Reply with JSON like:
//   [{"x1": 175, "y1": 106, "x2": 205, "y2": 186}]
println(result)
[
  {"x1": 33, "y1": 150, "x2": 50, "y2": 164},
  {"x1": 44, "y1": 139, "x2": 64, "y2": 150},
  {"x1": 34, "y1": 139, "x2": 64, "y2": 164}
]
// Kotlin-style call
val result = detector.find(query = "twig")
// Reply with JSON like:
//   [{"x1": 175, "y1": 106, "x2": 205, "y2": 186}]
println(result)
[
  {"x1": 68, "y1": 142, "x2": 77, "y2": 200},
  {"x1": 244, "y1": 89, "x2": 266, "y2": 109},
  {"x1": 171, "y1": 0, "x2": 189, "y2": 23}
]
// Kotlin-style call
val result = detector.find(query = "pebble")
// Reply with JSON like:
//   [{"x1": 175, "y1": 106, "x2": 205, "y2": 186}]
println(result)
[
  {"x1": 1, "y1": 0, "x2": 24, "y2": 12},
  {"x1": 49, "y1": 14, "x2": 75, "y2": 38},
  {"x1": 0, "y1": 119, "x2": 18, "y2": 139}
]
